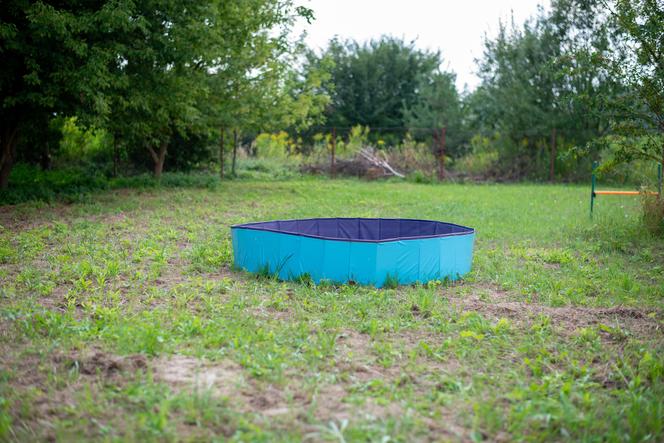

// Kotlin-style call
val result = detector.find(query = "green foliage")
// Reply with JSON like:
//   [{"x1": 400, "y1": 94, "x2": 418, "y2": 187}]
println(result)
[
  {"x1": 339, "y1": 125, "x2": 370, "y2": 157},
  {"x1": 403, "y1": 71, "x2": 464, "y2": 155},
  {"x1": 387, "y1": 133, "x2": 437, "y2": 176},
  {"x1": 0, "y1": 0, "x2": 130, "y2": 187},
  {"x1": 0, "y1": 164, "x2": 109, "y2": 204},
  {"x1": 408, "y1": 170, "x2": 434, "y2": 184},
  {"x1": 596, "y1": 136, "x2": 664, "y2": 186},
  {"x1": 234, "y1": 158, "x2": 301, "y2": 181},
  {"x1": 468, "y1": 0, "x2": 622, "y2": 179},
  {"x1": 0, "y1": 0, "x2": 322, "y2": 185},
  {"x1": 588, "y1": 0, "x2": 664, "y2": 169},
  {"x1": 454, "y1": 135, "x2": 500, "y2": 178},
  {"x1": 255, "y1": 132, "x2": 294, "y2": 159},
  {"x1": 59, "y1": 118, "x2": 109, "y2": 161},
  {"x1": 0, "y1": 164, "x2": 220, "y2": 205},
  {"x1": 310, "y1": 36, "x2": 443, "y2": 142},
  {"x1": 642, "y1": 195, "x2": 664, "y2": 236},
  {"x1": 206, "y1": 2, "x2": 328, "y2": 173},
  {"x1": 55, "y1": 117, "x2": 115, "y2": 175}
]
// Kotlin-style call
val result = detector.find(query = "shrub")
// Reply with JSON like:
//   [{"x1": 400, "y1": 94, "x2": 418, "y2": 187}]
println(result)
[
  {"x1": 642, "y1": 195, "x2": 664, "y2": 236},
  {"x1": 1, "y1": 163, "x2": 109, "y2": 204},
  {"x1": 59, "y1": 117, "x2": 110, "y2": 162},
  {"x1": 234, "y1": 158, "x2": 300, "y2": 180},
  {"x1": 454, "y1": 135, "x2": 500, "y2": 178},
  {"x1": 409, "y1": 170, "x2": 434, "y2": 184},
  {"x1": 344, "y1": 125, "x2": 370, "y2": 156},
  {"x1": 256, "y1": 132, "x2": 293, "y2": 159},
  {"x1": 387, "y1": 134, "x2": 436, "y2": 174},
  {"x1": 0, "y1": 165, "x2": 225, "y2": 205}
]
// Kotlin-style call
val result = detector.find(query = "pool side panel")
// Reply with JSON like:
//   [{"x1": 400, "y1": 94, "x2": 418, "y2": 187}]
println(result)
[
  {"x1": 232, "y1": 228, "x2": 475, "y2": 286},
  {"x1": 321, "y1": 238, "x2": 351, "y2": 283},
  {"x1": 456, "y1": 232, "x2": 475, "y2": 276},
  {"x1": 277, "y1": 232, "x2": 302, "y2": 280},
  {"x1": 439, "y1": 233, "x2": 475, "y2": 280},
  {"x1": 418, "y1": 238, "x2": 441, "y2": 283},
  {"x1": 299, "y1": 236, "x2": 325, "y2": 282},
  {"x1": 348, "y1": 241, "x2": 378, "y2": 285}
]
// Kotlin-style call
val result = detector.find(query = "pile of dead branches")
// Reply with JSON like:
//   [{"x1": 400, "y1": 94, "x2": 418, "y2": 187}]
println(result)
[{"x1": 301, "y1": 146, "x2": 404, "y2": 179}]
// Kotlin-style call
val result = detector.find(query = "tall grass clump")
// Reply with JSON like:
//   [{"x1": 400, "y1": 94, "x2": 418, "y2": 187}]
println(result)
[{"x1": 642, "y1": 195, "x2": 664, "y2": 236}]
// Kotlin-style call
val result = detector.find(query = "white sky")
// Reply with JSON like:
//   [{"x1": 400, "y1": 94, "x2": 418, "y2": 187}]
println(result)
[{"x1": 294, "y1": 0, "x2": 550, "y2": 91}]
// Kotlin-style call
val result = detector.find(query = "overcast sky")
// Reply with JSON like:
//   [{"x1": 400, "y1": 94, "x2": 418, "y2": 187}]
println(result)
[{"x1": 295, "y1": 0, "x2": 550, "y2": 91}]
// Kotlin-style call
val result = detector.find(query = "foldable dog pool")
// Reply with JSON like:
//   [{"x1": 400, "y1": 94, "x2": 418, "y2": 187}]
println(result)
[{"x1": 231, "y1": 218, "x2": 475, "y2": 287}]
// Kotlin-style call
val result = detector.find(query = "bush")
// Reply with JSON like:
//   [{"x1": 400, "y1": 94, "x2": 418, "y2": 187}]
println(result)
[
  {"x1": 234, "y1": 158, "x2": 301, "y2": 180},
  {"x1": 1, "y1": 163, "x2": 109, "y2": 204},
  {"x1": 1, "y1": 164, "x2": 223, "y2": 205},
  {"x1": 597, "y1": 157, "x2": 661, "y2": 187},
  {"x1": 387, "y1": 134, "x2": 436, "y2": 175},
  {"x1": 454, "y1": 135, "x2": 499, "y2": 177},
  {"x1": 455, "y1": 150, "x2": 499, "y2": 177},
  {"x1": 642, "y1": 195, "x2": 664, "y2": 236},
  {"x1": 410, "y1": 170, "x2": 434, "y2": 184},
  {"x1": 57, "y1": 117, "x2": 115, "y2": 175},
  {"x1": 255, "y1": 132, "x2": 293, "y2": 159}
]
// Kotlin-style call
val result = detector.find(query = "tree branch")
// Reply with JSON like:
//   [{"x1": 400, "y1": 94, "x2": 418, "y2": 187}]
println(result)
[{"x1": 146, "y1": 145, "x2": 159, "y2": 164}]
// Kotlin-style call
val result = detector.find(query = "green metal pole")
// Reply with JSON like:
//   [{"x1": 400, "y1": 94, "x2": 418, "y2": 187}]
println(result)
[{"x1": 590, "y1": 161, "x2": 597, "y2": 218}]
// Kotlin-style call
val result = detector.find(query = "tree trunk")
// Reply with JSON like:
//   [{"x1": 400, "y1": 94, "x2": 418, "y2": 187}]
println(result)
[
  {"x1": 113, "y1": 137, "x2": 119, "y2": 178},
  {"x1": 437, "y1": 127, "x2": 446, "y2": 181},
  {"x1": 232, "y1": 129, "x2": 238, "y2": 177},
  {"x1": 0, "y1": 126, "x2": 19, "y2": 190},
  {"x1": 41, "y1": 141, "x2": 52, "y2": 171},
  {"x1": 660, "y1": 137, "x2": 664, "y2": 200},
  {"x1": 147, "y1": 140, "x2": 168, "y2": 179},
  {"x1": 549, "y1": 127, "x2": 557, "y2": 182},
  {"x1": 219, "y1": 127, "x2": 225, "y2": 179}
]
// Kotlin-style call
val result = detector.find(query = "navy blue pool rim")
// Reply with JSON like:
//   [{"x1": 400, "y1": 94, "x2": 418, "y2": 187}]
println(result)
[{"x1": 231, "y1": 218, "x2": 475, "y2": 287}]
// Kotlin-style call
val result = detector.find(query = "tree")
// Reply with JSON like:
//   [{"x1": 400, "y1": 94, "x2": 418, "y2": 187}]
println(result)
[
  {"x1": 469, "y1": 0, "x2": 622, "y2": 179},
  {"x1": 311, "y1": 37, "x2": 442, "y2": 142},
  {"x1": 0, "y1": 1, "x2": 125, "y2": 188},
  {"x1": 102, "y1": 1, "x2": 222, "y2": 179},
  {"x1": 592, "y1": 0, "x2": 664, "y2": 174},
  {"x1": 204, "y1": 1, "x2": 323, "y2": 176},
  {"x1": 403, "y1": 71, "x2": 463, "y2": 179},
  {"x1": 1, "y1": 0, "x2": 319, "y2": 185}
]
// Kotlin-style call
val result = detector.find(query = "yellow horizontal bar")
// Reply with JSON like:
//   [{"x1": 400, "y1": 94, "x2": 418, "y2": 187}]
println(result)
[{"x1": 594, "y1": 190, "x2": 658, "y2": 196}]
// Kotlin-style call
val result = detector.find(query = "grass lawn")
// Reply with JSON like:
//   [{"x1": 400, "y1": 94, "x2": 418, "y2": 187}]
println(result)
[{"x1": 1, "y1": 178, "x2": 662, "y2": 442}]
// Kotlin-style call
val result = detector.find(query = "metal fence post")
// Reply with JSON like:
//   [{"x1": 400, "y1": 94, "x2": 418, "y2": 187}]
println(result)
[
  {"x1": 590, "y1": 161, "x2": 597, "y2": 217},
  {"x1": 436, "y1": 127, "x2": 446, "y2": 181}
]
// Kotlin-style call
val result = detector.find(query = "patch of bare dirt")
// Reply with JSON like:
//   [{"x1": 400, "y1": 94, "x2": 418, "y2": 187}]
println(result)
[
  {"x1": 153, "y1": 355, "x2": 246, "y2": 398},
  {"x1": 152, "y1": 347, "x2": 424, "y2": 429},
  {"x1": 71, "y1": 349, "x2": 148, "y2": 376},
  {"x1": 309, "y1": 383, "x2": 349, "y2": 420},
  {"x1": 4, "y1": 337, "x2": 468, "y2": 441},
  {"x1": 0, "y1": 348, "x2": 149, "y2": 442},
  {"x1": 2, "y1": 349, "x2": 46, "y2": 389},
  {"x1": 152, "y1": 355, "x2": 343, "y2": 420},
  {"x1": 334, "y1": 330, "x2": 373, "y2": 359},
  {"x1": 455, "y1": 291, "x2": 663, "y2": 340}
]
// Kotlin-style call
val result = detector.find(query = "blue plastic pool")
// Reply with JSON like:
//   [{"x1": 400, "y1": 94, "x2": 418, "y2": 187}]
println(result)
[{"x1": 231, "y1": 218, "x2": 475, "y2": 287}]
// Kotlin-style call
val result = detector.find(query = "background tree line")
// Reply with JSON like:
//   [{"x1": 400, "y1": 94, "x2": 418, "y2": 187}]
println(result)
[
  {"x1": 0, "y1": 0, "x2": 327, "y2": 189},
  {"x1": 1, "y1": 0, "x2": 662, "y2": 191}
]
